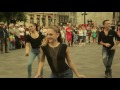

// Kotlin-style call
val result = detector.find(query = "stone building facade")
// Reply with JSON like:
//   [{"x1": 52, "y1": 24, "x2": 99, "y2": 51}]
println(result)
[
  {"x1": 76, "y1": 12, "x2": 113, "y2": 27},
  {"x1": 19, "y1": 12, "x2": 77, "y2": 27},
  {"x1": 12, "y1": 12, "x2": 114, "y2": 27}
]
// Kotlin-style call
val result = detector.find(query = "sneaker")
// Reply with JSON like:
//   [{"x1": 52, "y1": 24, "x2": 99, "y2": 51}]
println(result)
[
  {"x1": 105, "y1": 70, "x2": 109, "y2": 78},
  {"x1": 108, "y1": 69, "x2": 112, "y2": 78}
]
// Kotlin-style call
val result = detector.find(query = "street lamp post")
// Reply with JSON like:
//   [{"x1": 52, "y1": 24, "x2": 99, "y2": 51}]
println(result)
[{"x1": 81, "y1": 12, "x2": 88, "y2": 24}]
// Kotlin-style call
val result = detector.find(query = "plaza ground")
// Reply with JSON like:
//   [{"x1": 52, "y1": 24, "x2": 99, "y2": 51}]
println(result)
[{"x1": 0, "y1": 43, "x2": 120, "y2": 78}]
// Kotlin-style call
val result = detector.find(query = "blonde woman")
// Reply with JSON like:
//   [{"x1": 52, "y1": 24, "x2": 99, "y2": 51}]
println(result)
[{"x1": 35, "y1": 25, "x2": 85, "y2": 78}]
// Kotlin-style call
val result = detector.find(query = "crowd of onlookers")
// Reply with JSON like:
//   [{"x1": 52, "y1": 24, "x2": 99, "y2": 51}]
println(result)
[
  {"x1": 58, "y1": 23, "x2": 102, "y2": 47},
  {"x1": 1, "y1": 22, "x2": 120, "y2": 54},
  {"x1": 0, "y1": 24, "x2": 27, "y2": 54},
  {"x1": 58, "y1": 23, "x2": 120, "y2": 47}
]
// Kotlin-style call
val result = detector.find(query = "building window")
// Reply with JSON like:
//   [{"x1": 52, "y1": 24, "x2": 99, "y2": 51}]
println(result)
[
  {"x1": 113, "y1": 12, "x2": 115, "y2": 19},
  {"x1": 61, "y1": 16, "x2": 64, "y2": 22},
  {"x1": 48, "y1": 16, "x2": 52, "y2": 26},
  {"x1": 37, "y1": 15, "x2": 40, "y2": 26},
  {"x1": 30, "y1": 14, "x2": 34, "y2": 23},
  {"x1": 59, "y1": 15, "x2": 62, "y2": 22},
  {"x1": 54, "y1": 19, "x2": 56, "y2": 25},
  {"x1": 42, "y1": 15, "x2": 46, "y2": 26},
  {"x1": 64, "y1": 15, "x2": 68, "y2": 23}
]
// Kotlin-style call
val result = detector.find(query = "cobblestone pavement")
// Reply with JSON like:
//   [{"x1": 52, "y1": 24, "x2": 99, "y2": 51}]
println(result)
[{"x1": 0, "y1": 43, "x2": 120, "y2": 78}]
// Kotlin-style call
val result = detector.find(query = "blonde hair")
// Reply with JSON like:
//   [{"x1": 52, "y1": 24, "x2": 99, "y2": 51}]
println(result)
[
  {"x1": 41, "y1": 36, "x2": 48, "y2": 47},
  {"x1": 41, "y1": 25, "x2": 62, "y2": 47}
]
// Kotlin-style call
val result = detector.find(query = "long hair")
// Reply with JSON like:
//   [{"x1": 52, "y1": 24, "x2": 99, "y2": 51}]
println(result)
[
  {"x1": 33, "y1": 23, "x2": 37, "y2": 31},
  {"x1": 29, "y1": 23, "x2": 37, "y2": 31},
  {"x1": 41, "y1": 25, "x2": 62, "y2": 47}
]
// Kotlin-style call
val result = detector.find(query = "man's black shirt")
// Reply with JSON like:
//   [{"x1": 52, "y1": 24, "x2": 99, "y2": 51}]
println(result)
[{"x1": 98, "y1": 30, "x2": 120, "y2": 49}]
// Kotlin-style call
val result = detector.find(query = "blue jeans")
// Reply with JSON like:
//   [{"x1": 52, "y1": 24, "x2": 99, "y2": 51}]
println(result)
[
  {"x1": 9, "y1": 42, "x2": 15, "y2": 50},
  {"x1": 83, "y1": 36, "x2": 86, "y2": 43},
  {"x1": 102, "y1": 47, "x2": 115, "y2": 71},
  {"x1": 73, "y1": 34, "x2": 78, "y2": 43},
  {"x1": 28, "y1": 48, "x2": 43, "y2": 78},
  {"x1": 0, "y1": 38, "x2": 8, "y2": 52},
  {"x1": 50, "y1": 68, "x2": 73, "y2": 78}
]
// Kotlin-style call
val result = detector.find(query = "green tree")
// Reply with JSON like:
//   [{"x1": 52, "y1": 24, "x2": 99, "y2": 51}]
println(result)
[{"x1": 0, "y1": 12, "x2": 27, "y2": 28}]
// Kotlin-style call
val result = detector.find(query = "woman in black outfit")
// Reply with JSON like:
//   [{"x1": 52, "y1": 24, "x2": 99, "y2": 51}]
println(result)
[
  {"x1": 35, "y1": 25, "x2": 85, "y2": 78},
  {"x1": 25, "y1": 23, "x2": 44, "y2": 78}
]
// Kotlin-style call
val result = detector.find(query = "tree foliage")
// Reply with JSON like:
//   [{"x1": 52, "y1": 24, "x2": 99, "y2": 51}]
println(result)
[{"x1": 0, "y1": 12, "x2": 27, "y2": 25}]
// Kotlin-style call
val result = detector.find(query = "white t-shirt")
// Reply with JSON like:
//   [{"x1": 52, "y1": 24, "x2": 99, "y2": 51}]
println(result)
[
  {"x1": 19, "y1": 27, "x2": 25, "y2": 36},
  {"x1": 83, "y1": 30, "x2": 87, "y2": 36},
  {"x1": 60, "y1": 30, "x2": 65, "y2": 38},
  {"x1": 78, "y1": 30, "x2": 83, "y2": 36}
]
